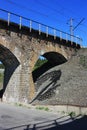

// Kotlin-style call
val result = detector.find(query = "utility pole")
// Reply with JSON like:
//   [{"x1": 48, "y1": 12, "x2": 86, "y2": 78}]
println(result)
[
  {"x1": 70, "y1": 18, "x2": 74, "y2": 36},
  {"x1": 67, "y1": 18, "x2": 74, "y2": 42},
  {"x1": 67, "y1": 18, "x2": 85, "y2": 35},
  {"x1": 67, "y1": 18, "x2": 74, "y2": 35}
]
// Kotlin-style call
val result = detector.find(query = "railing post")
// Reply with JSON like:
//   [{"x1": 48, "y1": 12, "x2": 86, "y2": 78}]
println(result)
[
  {"x1": 80, "y1": 38, "x2": 83, "y2": 47},
  {"x1": 39, "y1": 24, "x2": 41, "y2": 35},
  {"x1": 54, "y1": 29, "x2": 56, "y2": 39},
  {"x1": 0, "y1": 8, "x2": 82, "y2": 47},
  {"x1": 30, "y1": 20, "x2": 32, "y2": 32},
  {"x1": 60, "y1": 31, "x2": 62, "y2": 41},
  {"x1": 19, "y1": 16, "x2": 22, "y2": 30},
  {"x1": 66, "y1": 33, "x2": 68, "y2": 42},
  {"x1": 8, "y1": 12, "x2": 10, "y2": 26},
  {"x1": 78, "y1": 38, "x2": 82, "y2": 47},
  {"x1": 76, "y1": 37, "x2": 78, "y2": 44},
  {"x1": 46, "y1": 26, "x2": 48, "y2": 37}
]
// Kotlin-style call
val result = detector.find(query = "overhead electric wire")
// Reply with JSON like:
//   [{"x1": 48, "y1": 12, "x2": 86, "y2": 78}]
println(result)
[
  {"x1": 3, "y1": 0, "x2": 87, "y2": 29},
  {"x1": 5, "y1": 0, "x2": 48, "y2": 17},
  {"x1": 34, "y1": 0, "x2": 67, "y2": 18},
  {"x1": 54, "y1": 0, "x2": 85, "y2": 20},
  {"x1": 34, "y1": 0, "x2": 87, "y2": 31},
  {"x1": 35, "y1": 0, "x2": 81, "y2": 21},
  {"x1": 2, "y1": 0, "x2": 87, "y2": 36},
  {"x1": 4, "y1": 0, "x2": 85, "y2": 28},
  {"x1": 3, "y1": 0, "x2": 67, "y2": 26},
  {"x1": 73, "y1": 18, "x2": 85, "y2": 31}
]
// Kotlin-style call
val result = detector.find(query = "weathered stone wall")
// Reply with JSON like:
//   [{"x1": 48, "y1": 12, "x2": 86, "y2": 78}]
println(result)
[
  {"x1": 32, "y1": 49, "x2": 87, "y2": 107},
  {"x1": 0, "y1": 20, "x2": 80, "y2": 103}
]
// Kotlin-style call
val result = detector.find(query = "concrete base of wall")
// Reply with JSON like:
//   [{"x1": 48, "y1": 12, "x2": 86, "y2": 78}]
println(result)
[
  {"x1": 2, "y1": 97, "x2": 87, "y2": 116},
  {"x1": 44, "y1": 105, "x2": 87, "y2": 115}
]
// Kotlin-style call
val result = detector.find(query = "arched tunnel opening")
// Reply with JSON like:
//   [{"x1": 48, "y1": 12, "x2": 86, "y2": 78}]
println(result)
[
  {"x1": 0, "y1": 61, "x2": 5, "y2": 96},
  {"x1": 0, "y1": 44, "x2": 20, "y2": 99},
  {"x1": 30, "y1": 52, "x2": 67, "y2": 103},
  {"x1": 32, "y1": 52, "x2": 67, "y2": 83}
]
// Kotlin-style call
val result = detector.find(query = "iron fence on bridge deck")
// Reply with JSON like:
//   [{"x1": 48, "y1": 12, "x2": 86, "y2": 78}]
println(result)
[{"x1": 0, "y1": 8, "x2": 82, "y2": 45}]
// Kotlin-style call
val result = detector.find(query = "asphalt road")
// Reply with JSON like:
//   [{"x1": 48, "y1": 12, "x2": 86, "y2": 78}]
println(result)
[{"x1": 0, "y1": 103, "x2": 87, "y2": 130}]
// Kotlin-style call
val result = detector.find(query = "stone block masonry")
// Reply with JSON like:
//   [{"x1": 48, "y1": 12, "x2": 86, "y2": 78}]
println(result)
[{"x1": 0, "y1": 19, "x2": 80, "y2": 104}]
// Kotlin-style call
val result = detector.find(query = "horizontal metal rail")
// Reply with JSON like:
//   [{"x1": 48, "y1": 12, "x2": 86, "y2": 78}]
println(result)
[{"x1": 0, "y1": 8, "x2": 82, "y2": 45}]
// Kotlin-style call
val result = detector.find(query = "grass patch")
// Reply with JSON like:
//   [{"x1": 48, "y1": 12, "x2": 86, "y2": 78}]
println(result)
[
  {"x1": 33, "y1": 59, "x2": 48, "y2": 71},
  {"x1": 15, "y1": 102, "x2": 23, "y2": 107},
  {"x1": 0, "y1": 73, "x2": 4, "y2": 82},
  {"x1": 36, "y1": 106, "x2": 49, "y2": 111},
  {"x1": 69, "y1": 111, "x2": 76, "y2": 118},
  {"x1": 0, "y1": 72, "x2": 4, "y2": 90}
]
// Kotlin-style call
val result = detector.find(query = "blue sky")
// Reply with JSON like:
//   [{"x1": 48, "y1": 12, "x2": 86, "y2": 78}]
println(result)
[{"x1": 0, "y1": 0, "x2": 87, "y2": 47}]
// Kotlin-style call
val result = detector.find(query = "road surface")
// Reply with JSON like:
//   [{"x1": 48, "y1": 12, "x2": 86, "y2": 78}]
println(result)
[{"x1": 0, "y1": 103, "x2": 86, "y2": 130}]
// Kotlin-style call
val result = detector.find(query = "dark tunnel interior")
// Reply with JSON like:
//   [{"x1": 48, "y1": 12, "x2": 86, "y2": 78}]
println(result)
[
  {"x1": 0, "y1": 44, "x2": 20, "y2": 99},
  {"x1": 32, "y1": 52, "x2": 67, "y2": 82}
]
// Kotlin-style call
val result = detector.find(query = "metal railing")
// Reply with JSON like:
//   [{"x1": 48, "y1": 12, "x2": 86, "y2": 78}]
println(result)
[{"x1": 0, "y1": 8, "x2": 82, "y2": 45}]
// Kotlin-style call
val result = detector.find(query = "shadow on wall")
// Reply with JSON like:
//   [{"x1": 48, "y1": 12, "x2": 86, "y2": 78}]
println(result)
[
  {"x1": 30, "y1": 70, "x2": 61, "y2": 103},
  {"x1": 32, "y1": 61, "x2": 57, "y2": 82},
  {"x1": 32, "y1": 52, "x2": 67, "y2": 82},
  {"x1": 0, "y1": 45, "x2": 20, "y2": 99},
  {"x1": 5, "y1": 115, "x2": 87, "y2": 130}
]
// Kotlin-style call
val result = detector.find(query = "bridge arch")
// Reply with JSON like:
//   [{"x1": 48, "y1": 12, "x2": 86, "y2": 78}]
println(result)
[
  {"x1": 0, "y1": 44, "x2": 20, "y2": 99},
  {"x1": 43, "y1": 51, "x2": 67, "y2": 65},
  {"x1": 32, "y1": 51, "x2": 67, "y2": 82},
  {"x1": 0, "y1": 21, "x2": 79, "y2": 103}
]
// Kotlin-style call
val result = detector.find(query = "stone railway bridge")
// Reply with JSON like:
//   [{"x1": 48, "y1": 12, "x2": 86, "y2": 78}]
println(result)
[{"x1": 0, "y1": 18, "x2": 81, "y2": 103}]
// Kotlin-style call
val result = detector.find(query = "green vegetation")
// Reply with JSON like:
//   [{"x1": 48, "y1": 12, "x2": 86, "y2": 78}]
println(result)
[
  {"x1": 0, "y1": 73, "x2": 4, "y2": 90},
  {"x1": 0, "y1": 63, "x2": 5, "y2": 89},
  {"x1": 33, "y1": 58, "x2": 48, "y2": 71},
  {"x1": 36, "y1": 106, "x2": 49, "y2": 111},
  {"x1": 0, "y1": 64, "x2": 5, "y2": 69},
  {"x1": 69, "y1": 111, "x2": 76, "y2": 118},
  {"x1": 0, "y1": 73, "x2": 4, "y2": 82},
  {"x1": 15, "y1": 102, "x2": 23, "y2": 107}
]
